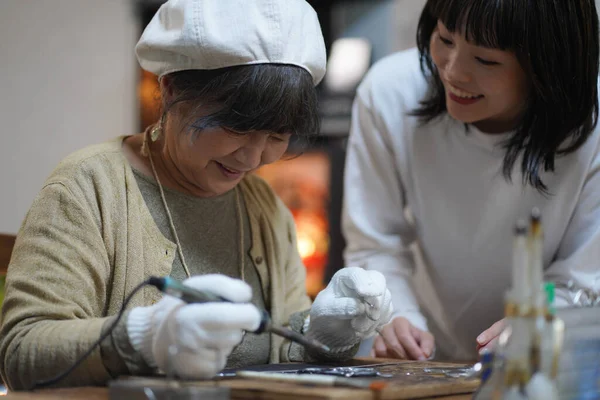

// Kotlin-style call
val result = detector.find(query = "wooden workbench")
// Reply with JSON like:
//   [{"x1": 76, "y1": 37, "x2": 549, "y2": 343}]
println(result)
[
  {"x1": 3, "y1": 359, "x2": 479, "y2": 400},
  {"x1": 3, "y1": 387, "x2": 472, "y2": 400}
]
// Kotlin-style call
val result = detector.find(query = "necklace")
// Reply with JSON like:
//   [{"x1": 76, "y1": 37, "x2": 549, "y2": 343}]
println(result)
[{"x1": 143, "y1": 128, "x2": 246, "y2": 281}]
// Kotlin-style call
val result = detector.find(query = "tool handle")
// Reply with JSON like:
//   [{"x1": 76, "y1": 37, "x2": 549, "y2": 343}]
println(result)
[
  {"x1": 254, "y1": 309, "x2": 272, "y2": 334},
  {"x1": 151, "y1": 277, "x2": 229, "y2": 303},
  {"x1": 237, "y1": 371, "x2": 337, "y2": 386},
  {"x1": 149, "y1": 276, "x2": 271, "y2": 333}
]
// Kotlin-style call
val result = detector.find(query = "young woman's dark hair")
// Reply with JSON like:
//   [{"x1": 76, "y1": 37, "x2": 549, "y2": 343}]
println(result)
[
  {"x1": 413, "y1": 0, "x2": 600, "y2": 192},
  {"x1": 161, "y1": 64, "x2": 320, "y2": 139}
]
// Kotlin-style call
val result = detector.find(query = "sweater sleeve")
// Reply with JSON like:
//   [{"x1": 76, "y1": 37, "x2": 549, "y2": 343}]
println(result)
[
  {"x1": 0, "y1": 183, "x2": 113, "y2": 390},
  {"x1": 99, "y1": 311, "x2": 155, "y2": 378},
  {"x1": 342, "y1": 91, "x2": 428, "y2": 332},
  {"x1": 545, "y1": 145, "x2": 600, "y2": 307}
]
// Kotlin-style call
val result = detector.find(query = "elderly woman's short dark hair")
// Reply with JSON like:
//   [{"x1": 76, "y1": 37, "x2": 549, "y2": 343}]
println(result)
[{"x1": 162, "y1": 64, "x2": 320, "y2": 139}]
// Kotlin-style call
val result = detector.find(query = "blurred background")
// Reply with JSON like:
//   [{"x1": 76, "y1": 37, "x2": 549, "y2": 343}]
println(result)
[{"x1": 0, "y1": 0, "x2": 427, "y2": 299}]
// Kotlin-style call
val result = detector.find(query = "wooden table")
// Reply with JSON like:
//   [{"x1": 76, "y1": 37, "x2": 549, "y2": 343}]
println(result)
[
  {"x1": 3, "y1": 387, "x2": 472, "y2": 400},
  {"x1": 3, "y1": 359, "x2": 478, "y2": 400}
]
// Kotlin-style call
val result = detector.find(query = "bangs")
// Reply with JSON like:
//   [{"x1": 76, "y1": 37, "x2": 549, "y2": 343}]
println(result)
[
  {"x1": 180, "y1": 65, "x2": 319, "y2": 138},
  {"x1": 416, "y1": 0, "x2": 600, "y2": 193},
  {"x1": 429, "y1": 0, "x2": 525, "y2": 50}
]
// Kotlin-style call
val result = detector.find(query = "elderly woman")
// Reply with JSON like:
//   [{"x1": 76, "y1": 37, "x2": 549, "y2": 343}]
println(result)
[{"x1": 0, "y1": 0, "x2": 392, "y2": 391}]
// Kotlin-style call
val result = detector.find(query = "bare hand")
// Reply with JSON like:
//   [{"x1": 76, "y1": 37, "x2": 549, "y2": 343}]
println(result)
[
  {"x1": 476, "y1": 319, "x2": 506, "y2": 354},
  {"x1": 370, "y1": 317, "x2": 435, "y2": 360}
]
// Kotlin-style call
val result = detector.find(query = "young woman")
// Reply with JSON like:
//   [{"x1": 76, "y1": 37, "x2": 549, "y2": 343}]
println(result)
[
  {"x1": 0, "y1": 0, "x2": 393, "y2": 390},
  {"x1": 343, "y1": 0, "x2": 600, "y2": 361}
]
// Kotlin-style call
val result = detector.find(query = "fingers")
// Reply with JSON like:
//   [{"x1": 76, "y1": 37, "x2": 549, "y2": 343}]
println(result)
[
  {"x1": 359, "y1": 290, "x2": 393, "y2": 332},
  {"x1": 314, "y1": 296, "x2": 366, "y2": 319},
  {"x1": 357, "y1": 289, "x2": 392, "y2": 326},
  {"x1": 177, "y1": 303, "x2": 262, "y2": 332},
  {"x1": 413, "y1": 326, "x2": 435, "y2": 359},
  {"x1": 154, "y1": 328, "x2": 231, "y2": 378},
  {"x1": 373, "y1": 334, "x2": 406, "y2": 358},
  {"x1": 336, "y1": 267, "x2": 387, "y2": 298},
  {"x1": 372, "y1": 335, "x2": 387, "y2": 357},
  {"x1": 394, "y1": 321, "x2": 426, "y2": 360},
  {"x1": 363, "y1": 297, "x2": 382, "y2": 321},
  {"x1": 323, "y1": 269, "x2": 392, "y2": 330},
  {"x1": 179, "y1": 325, "x2": 246, "y2": 353},
  {"x1": 371, "y1": 318, "x2": 435, "y2": 361},
  {"x1": 478, "y1": 336, "x2": 498, "y2": 355},
  {"x1": 373, "y1": 321, "x2": 409, "y2": 359},
  {"x1": 380, "y1": 325, "x2": 407, "y2": 359},
  {"x1": 362, "y1": 295, "x2": 383, "y2": 310},
  {"x1": 476, "y1": 318, "x2": 506, "y2": 349},
  {"x1": 154, "y1": 301, "x2": 261, "y2": 379},
  {"x1": 182, "y1": 274, "x2": 252, "y2": 303}
]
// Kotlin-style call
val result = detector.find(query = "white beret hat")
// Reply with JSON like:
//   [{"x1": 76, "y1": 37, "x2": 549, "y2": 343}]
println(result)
[{"x1": 135, "y1": 0, "x2": 327, "y2": 86}]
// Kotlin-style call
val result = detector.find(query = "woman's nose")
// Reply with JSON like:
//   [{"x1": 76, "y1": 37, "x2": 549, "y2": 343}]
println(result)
[
  {"x1": 237, "y1": 134, "x2": 267, "y2": 169},
  {"x1": 445, "y1": 52, "x2": 471, "y2": 84}
]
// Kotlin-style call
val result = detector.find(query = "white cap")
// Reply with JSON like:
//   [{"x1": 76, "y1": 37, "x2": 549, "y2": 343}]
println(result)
[{"x1": 135, "y1": 0, "x2": 327, "y2": 86}]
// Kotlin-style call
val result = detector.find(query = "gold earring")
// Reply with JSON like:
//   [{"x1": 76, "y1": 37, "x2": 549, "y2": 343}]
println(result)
[
  {"x1": 151, "y1": 114, "x2": 166, "y2": 142},
  {"x1": 150, "y1": 124, "x2": 162, "y2": 142}
]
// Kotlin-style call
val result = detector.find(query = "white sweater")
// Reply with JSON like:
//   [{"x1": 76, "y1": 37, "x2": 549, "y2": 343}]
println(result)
[{"x1": 343, "y1": 48, "x2": 600, "y2": 360}]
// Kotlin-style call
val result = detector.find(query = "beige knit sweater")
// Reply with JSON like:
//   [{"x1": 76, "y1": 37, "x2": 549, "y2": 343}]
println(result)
[{"x1": 0, "y1": 137, "x2": 313, "y2": 390}]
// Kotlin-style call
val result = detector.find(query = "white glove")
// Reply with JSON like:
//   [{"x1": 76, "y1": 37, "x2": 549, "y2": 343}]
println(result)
[
  {"x1": 306, "y1": 267, "x2": 393, "y2": 352},
  {"x1": 127, "y1": 275, "x2": 262, "y2": 379}
]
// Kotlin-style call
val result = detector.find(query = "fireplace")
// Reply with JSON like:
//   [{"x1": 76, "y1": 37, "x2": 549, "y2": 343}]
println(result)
[
  {"x1": 254, "y1": 151, "x2": 330, "y2": 296},
  {"x1": 135, "y1": 0, "x2": 352, "y2": 298}
]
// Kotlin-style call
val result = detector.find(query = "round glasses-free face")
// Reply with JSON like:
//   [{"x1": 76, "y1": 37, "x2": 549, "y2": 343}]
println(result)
[
  {"x1": 429, "y1": 20, "x2": 529, "y2": 134},
  {"x1": 162, "y1": 118, "x2": 291, "y2": 197}
]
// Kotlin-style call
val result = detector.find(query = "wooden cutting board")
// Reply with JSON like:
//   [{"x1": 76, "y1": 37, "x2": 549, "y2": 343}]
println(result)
[
  {"x1": 113, "y1": 359, "x2": 480, "y2": 400},
  {"x1": 373, "y1": 361, "x2": 480, "y2": 399}
]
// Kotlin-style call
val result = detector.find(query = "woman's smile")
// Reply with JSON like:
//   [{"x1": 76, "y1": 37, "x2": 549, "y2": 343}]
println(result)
[
  {"x1": 215, "y1": 161, "x2": 245, "y2": 179},
  {"x1": 446, "y1": 83, "x2": 484, "y2": 105}
]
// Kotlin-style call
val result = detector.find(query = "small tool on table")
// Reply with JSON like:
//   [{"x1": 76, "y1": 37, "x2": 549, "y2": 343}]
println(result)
[
  {"x1": 422, "y1": 362, "x2": 483, "y2": 378},
  {"x1": 236, "y1": 370, "x2": 389, "y2": 390},
  {"x1": 149, "y1": 276, "x2": 330, "y2": 353}
]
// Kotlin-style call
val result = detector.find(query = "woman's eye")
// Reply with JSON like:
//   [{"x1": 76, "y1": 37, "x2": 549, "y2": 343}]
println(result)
[
  {"x1": 269, "y1": 135, "x2": 286, "y2": 142},
  {"x1": 476, "y1": 57, "x2": 500, "y2": 66},
  {"x1": 439, "y1": 35, "x2": 453, "y2": 46}
]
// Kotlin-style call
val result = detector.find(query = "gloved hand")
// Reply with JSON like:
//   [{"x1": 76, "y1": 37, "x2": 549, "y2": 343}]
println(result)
[
  {"x1": 127, "y1": 274, "x2": 261, "y2": 379},
  {"x1": 306, "y1": 267, "x2": 393, "y2": 352}
]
